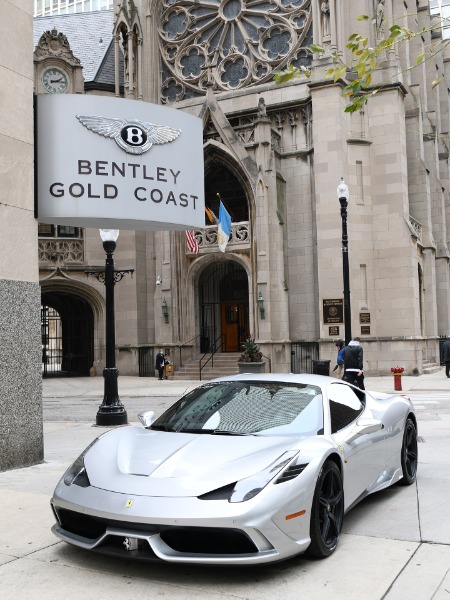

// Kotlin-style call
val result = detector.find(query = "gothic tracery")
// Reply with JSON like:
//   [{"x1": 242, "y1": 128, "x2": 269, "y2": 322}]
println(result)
[{"x1": 159, "y1": 0, "x2": 312, "y2": 102}]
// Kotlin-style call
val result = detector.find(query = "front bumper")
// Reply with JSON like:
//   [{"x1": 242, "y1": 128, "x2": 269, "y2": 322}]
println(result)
[{"x1": 51, "y1": 479, "x2": 313, "y2": 565}]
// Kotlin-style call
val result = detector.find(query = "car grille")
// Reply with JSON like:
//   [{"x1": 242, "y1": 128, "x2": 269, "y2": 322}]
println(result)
[
  {"x1": 56, "y1": 509, "x2": 258, "y2": 555},
  {"x1": 57, "y1": 509, "x2": 160, "y2": 540},
  {"x1": 58, "y1": 508, "x2": 107, "y2": 539},
  {"x1": 160, "y1": 527, "x2": 257, "y2": 554}
]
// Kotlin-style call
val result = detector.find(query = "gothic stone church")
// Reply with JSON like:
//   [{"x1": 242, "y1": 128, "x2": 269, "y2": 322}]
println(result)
[{"x1": 34, "y1": 0, "x2": 450, "y2": 378}]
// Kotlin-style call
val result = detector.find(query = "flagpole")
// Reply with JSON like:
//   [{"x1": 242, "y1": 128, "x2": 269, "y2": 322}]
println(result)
[{"x1": 216, "y1": 193, "x2": 234, "y2": 220}]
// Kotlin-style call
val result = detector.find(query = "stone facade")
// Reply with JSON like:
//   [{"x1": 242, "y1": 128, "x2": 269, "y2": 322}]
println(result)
[
  {"x1": 35, "y1": 0, "x2": 450, "y2": 379},
  {"x1": 1, "y1": 2, "x2": 43, "y2": 471}
]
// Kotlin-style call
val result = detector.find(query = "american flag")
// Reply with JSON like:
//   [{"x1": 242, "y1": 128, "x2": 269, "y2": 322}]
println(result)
[{"x1": 186, "y1": 230, "x2": 199, "y2": 254}]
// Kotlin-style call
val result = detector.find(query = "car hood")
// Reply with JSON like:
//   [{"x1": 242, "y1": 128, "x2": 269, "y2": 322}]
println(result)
[{"x1": 84, "y1": 426, "x2": 303, "y2": 497}]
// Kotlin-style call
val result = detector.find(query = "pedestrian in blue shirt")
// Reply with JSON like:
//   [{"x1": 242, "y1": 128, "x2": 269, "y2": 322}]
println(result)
[{"x1": 333, "y1": 340, "x2": 345, "y2": 379}]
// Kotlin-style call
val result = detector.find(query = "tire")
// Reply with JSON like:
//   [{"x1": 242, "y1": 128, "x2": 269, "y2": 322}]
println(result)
[
  {"x1": 307, "y1": 460, "x2": 344, "y2": 558},
  {"x1": 400, "y1": 417, "x2": 418, "y2": 485}
]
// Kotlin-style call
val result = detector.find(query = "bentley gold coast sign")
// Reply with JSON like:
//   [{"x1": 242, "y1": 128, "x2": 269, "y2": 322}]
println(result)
[{"x1": 36, "y1": 95, "x2": 205, "y2": 231}]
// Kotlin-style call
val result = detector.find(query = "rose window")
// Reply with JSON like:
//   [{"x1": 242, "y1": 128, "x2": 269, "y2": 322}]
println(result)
[{"x1": 159, "y1": 0, "x2": 312, "y2": 103}]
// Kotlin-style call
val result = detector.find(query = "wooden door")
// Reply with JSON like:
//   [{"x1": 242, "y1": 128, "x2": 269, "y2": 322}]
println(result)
[{"x1": 221, "y1": 303, "x2": 239, "y2": 351}]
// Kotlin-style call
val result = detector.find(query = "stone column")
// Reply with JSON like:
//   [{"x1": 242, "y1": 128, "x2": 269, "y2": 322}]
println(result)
[
  {"x1": 0, "y1": 2, "x2": 43, "y2": 471},
  {"x1": 137, "y1": 36, "x2": 143, "y2": 100},
  {"x1": 114, "y1": 33, "x2": 120, "y2": 97},
  {"x1": 253, "y1": 99, "x2": 291, "y2": 370},
  {"x1": 127, "y1": 31, "x2": 134, "y2": 96}
]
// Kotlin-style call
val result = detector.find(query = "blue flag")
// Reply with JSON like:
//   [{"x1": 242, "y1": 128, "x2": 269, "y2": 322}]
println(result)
[{"x1": 217, "y1": 200, "x2": 232, "y2": 252}]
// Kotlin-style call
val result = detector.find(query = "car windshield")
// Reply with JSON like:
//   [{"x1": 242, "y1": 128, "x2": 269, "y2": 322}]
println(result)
[{"x1": 151, "y1": 381, "x2": 324, "y2": 436}]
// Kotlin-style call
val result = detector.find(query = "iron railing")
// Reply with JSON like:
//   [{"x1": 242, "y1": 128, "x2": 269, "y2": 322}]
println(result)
[
  {"x1": 199, "y1": 334, "x2": 225, "y2": 380},
  {"x1": 173, "y1": 334, "x2": 202, "y2": 369}
]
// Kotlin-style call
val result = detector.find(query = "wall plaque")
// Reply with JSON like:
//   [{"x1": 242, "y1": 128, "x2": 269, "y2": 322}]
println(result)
[
  {"x1": 361, "y1": 326, "x2": 370, "y2": 335},
  {"x1": 360, "y1": 313, "x2": 371, "y2": 324},
  {"x1": 323, "y1": 299, "x2": 343, "y2": 324},
  {"x1": 329, "y1": 326, "x2": 340, "y2": 336}
]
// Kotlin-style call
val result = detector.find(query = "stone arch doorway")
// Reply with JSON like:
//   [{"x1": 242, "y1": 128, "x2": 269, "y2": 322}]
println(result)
[
  {"x1": 41, "y1": 291, "x2": 94, "y2": 377},
  {"x1": 199, "y1": 260, "x2": 249, "y2": 353}
]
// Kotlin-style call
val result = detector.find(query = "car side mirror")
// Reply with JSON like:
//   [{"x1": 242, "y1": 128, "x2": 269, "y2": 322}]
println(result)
[
  {"x1": 345, "y1": 418, "x2": 384, "y2": 444},
  {"x1": 138, "y1": 410, "x2": 155, "y2": 428}
]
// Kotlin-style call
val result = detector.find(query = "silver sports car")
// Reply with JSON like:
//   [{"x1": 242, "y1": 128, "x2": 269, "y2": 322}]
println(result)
[{"x1": 50, "y1": 374, "x2": 418, "y2": 565}]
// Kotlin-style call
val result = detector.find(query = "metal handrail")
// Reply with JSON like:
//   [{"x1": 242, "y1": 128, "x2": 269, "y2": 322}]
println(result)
[
  {"x1": 172, "y1": 334, "x2": 201, "y2": 368},
  {"x1": 199, "y1": 334, "x2": 225, "y2": 381}
]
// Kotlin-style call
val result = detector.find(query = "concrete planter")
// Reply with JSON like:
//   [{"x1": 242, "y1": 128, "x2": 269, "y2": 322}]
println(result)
[{"x1": 237, "y1": 361, "x2": 266, "y2": 374}]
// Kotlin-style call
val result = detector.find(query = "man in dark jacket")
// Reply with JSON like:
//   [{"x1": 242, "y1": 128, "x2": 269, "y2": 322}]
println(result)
[
  {"x1": 443, "y1": 337, "x2": 450, "y2": 378},
  {"x1": 155, "y1": 349, "x2": 166, "y2": 380},
  {"x1": 342, "y1": 337, "x2": 365, "y2": 390}
]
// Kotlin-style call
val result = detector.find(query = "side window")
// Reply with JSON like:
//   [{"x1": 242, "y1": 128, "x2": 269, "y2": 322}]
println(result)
[{"x1": 328, "y1": 383, "x2": 365, "y2": 433}]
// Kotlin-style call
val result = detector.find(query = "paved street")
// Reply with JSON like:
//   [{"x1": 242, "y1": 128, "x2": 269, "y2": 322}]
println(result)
[{"x1": 0, "y1": 372, "x2": 449, "y2": 599}]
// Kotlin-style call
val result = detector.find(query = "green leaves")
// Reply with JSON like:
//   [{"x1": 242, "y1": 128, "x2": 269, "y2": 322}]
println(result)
[
  {"x1": 240, "y1": 337, "x2": 263, "y2": 363},
  {"x1": 432, "y1": 77, "x2": 442, "y2": 89},
  {"x1": 325, "y1": 64, "x2": 346, "y2": 82},
  {"x1": 309, "y1": 43, "x2": 325, "y2": 54},
  {"x1": 273, "y1": 64, "x2": 312, "y2": 84},
  {"x1": 416, "y1": 52, "x2": 425, "y2": 65},
  {"x1": 273, "y1": 13, "x2": 447, "y2": 113}
]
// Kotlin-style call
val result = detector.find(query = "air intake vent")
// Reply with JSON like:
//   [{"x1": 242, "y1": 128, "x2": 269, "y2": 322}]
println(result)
[
  {"x1": 275, "y1": 463, "x2": 308, "y2": 484},
  {"x1": 73, "y1": 471, "x2": 90, "y2": 487},
  {"x1": 160, "y1": 527, "x2": 258, "y2": 554},
  {"x1": 198, "y1": 482, "x2": 236, "y2": 500}
]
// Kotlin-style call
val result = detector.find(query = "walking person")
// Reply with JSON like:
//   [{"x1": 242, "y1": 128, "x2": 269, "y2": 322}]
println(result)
[
  {"x1": 342, "y1": 337, "x2": 365, "y2": 390},
  {"x1": 155, "y1": 349, "x2": 166, "y2": 380},
  {"x1": 332, "y1": 340, "x2": 345, "y2": 378},
  {"x1": 443, "y1": 336, "x2": 450, "y2": 378}
]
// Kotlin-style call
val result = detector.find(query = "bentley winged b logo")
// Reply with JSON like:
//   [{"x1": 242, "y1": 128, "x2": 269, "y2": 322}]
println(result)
[{"x1": 76, "y1": 115, "x2": 181, "y2": 155}]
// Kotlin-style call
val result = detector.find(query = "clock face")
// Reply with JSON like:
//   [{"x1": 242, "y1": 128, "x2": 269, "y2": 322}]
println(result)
[{"x1": 41, "y1": 68, "x2": 69, "y2": 94}]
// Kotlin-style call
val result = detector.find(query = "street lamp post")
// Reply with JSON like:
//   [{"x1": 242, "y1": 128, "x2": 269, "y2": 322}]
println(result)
[
  {"x1": 88, "y1": 229, "x2": 133, "y2": 426},
  {"x1": 337, "y1": 178, "x2": 352, "y2": 346}
]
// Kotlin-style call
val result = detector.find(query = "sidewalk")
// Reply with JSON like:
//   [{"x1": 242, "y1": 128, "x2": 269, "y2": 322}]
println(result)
[
  {"x1": 41, "y1": 366, "x2": 450, "y2": 400},
  {"x1": 0, "y1": 369, "x2": 449, "y2": 599},
  {"x1": 42, "y1": 374, "x2": 202, "y2": 399}
]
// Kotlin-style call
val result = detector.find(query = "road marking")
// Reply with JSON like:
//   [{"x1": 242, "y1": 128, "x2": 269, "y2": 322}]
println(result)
[
  {"x1": 410, "y1": 397, "x2": 445, "y2": 410},
  {"x1": 412, "y1": 400, "x2": 439, "y2": 404}
]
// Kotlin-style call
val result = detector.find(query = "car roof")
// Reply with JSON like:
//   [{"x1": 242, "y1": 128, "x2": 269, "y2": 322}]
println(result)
[{"x1": 208, "y1": 373, "x2": 333, "y2": 385}]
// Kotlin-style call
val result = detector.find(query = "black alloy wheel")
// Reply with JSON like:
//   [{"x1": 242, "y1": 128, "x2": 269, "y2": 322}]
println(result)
[
  {"x1": 307, "y1": 460, "x2": 344, "y2": 558},
  {"x1": 400, "y1": 417, "x2": 418, "y2": 485}
]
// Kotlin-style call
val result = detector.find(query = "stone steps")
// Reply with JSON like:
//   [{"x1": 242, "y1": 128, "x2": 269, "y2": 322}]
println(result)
[{"x1": 173, "y1": 352, "x2": 241, "y2": 380}]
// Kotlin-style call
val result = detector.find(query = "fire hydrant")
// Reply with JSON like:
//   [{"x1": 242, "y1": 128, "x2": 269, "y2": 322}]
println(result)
[{"x1": 391, "y1": 366, "x2": 404, "y2": 391}]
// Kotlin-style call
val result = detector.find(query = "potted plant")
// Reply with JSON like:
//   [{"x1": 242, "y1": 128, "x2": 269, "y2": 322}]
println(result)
[{"x1": 238, "y1": 337, "x2": 266, "y2": 374}]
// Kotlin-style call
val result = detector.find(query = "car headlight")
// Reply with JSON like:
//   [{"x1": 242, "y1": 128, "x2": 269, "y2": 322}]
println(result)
[
  {"x1": 63, "y1": 437, "x2": 100, "y2": 486},
  {"x1": 229, "y1": 451, "x2": 299, "y2": 503}
]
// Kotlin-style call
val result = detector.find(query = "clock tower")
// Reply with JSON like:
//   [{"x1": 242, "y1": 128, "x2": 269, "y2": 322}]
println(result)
[{"x1": 34, "y1": 28, "x2": 84, "y2": 94}]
